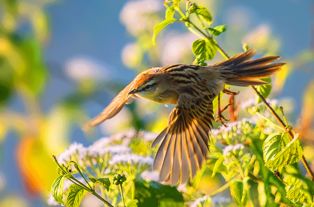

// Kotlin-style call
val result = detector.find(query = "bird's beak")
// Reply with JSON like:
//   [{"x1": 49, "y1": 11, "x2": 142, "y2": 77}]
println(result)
[{"x1": 128, "y1": 89, "x2": 138, "y2": 94}]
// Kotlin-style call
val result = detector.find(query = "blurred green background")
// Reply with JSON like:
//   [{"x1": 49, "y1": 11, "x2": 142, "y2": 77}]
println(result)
[{"x1": 0, "y1": 0, "x2": 314, "y2": 206}]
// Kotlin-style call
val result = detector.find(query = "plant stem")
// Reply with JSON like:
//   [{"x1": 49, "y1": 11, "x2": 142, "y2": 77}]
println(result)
[
  {"x1": 52, "y1": 156, "x2": 114, "y2": 207},
  {"x1": 119, "y1": 184, "x2": 126, "y2": 207},
  {"x1": 183, "y1": 16, "x2": 314, "y2": 181}
]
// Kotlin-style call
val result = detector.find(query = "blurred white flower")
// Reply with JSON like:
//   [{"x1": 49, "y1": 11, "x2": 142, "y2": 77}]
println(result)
[
  {"x1": 120, "y1": 0, "x2": 162, "y2": 35},
  {"x1": 139, "y1": 131, "x2": 158, "y2": 142},
  {"x1": 243, "y1": 24, "x2": 270, "y2": 44},
  {"x1": 110, "y1": 154, "x2": 153, "y2": 166},
  {"x1": 57, "y1": 143, "x2": 87, "y2": 165},
  {"x1": 87, "y1": 145, "x2": 131, "y2": 157},
  {"x1": 141, "y1": 170, "x2": 159, "y2": 181},
  {"x1": 65, "y1": 57, "x2": 108, "y2": 82},
  {"x1": 121, "y1": 43, "x2": 142, "y2": 68},
  {"x1": 223, "y1": 144, "x2": 245, "y2": 156},
  {"x1": 160, "y1": 32, "x2": 195, "y2": 65}
]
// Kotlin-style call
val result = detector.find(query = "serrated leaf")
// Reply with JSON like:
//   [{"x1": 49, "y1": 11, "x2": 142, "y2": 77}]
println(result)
[
  {"x1": 152, "y1": 18, "x2": 176, "y2": 45},
  {"x1": 256, "y1": 77, "x2": 272, "y2": 103},
  {"x1": 208, "y1": 25, "x2": 227, "y2": 36},
  {"x1": 66, "y1": 185, "x2": 85, "y2": 207},
  {"x1": 192, "y1": 39, "x2": 217, "y2": 64},
  {"x1": 263, "y1": 133, "x2": 303, "y2": 172},
  {"x1": 284, "y1": 174, "x2": 314, "y2": 205},
  {"x1": 51, "y1": 175, "x2": 65, "y2": 204},
  {"x1": 191, "y1": 5, "x2": 212, "y2": 24}
]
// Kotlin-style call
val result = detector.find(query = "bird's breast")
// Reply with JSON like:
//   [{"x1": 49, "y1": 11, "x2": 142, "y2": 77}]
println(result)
[{"x1": 137, "y1": 89, "x2": 178, "y2": 104}]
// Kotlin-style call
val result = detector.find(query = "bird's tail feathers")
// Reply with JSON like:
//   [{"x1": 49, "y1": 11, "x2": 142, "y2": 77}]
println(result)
[{"x1": 217, "y1": 49, "x2": 285, "y2": 86}]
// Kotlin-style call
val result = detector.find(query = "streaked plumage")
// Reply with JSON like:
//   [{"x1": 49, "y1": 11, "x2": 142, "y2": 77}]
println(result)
[{"x1": 84, "y1": 50, "x2": 284, "y2": 185}]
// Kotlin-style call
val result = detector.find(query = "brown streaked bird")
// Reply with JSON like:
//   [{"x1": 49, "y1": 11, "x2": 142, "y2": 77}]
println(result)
[{"x1": 84, "y1": 49, "x2": 284, "y2": 185}]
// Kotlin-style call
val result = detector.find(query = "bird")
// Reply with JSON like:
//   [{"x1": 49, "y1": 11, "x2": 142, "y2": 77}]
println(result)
[{"x1": 84, "y1": 49, "x2": 284, "y2": 185}]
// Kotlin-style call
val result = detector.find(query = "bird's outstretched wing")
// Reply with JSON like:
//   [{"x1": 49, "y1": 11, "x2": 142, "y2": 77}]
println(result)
[
  {"x1": 152, "y1": 93, "x2": 214, "y2": 185},
  {"x1": 83, "y1": 81, "x2": 135, "y2": 131}
]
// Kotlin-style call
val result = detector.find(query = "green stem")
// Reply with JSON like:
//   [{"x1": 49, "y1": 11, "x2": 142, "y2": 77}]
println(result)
[
  {"x1": 119, "y1": 184, "x2": 126, "y2": 207},
  {"x1": 52, "y1": 156, "x2": 114, "y2": 207}
]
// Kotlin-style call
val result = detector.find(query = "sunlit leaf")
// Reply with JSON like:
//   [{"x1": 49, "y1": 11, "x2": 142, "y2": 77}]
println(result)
[
  {"x1": 89, "y1": 177, "x2": 111, "y2": 191},
  {"x1": 66, "y1": 184, "x2": 85, "y2": 207},
  {"x1": 284, "y1": 173, "x2": 314, "y2": 205},
  {"x1": 189, "y1": 4, "x2": 212, "y2": 24},
  {"x1": 263, "y1": 133, "x2": 303, "y2": 172},
  {"x1": 152, "y1": 18, "x2": 176, "y2": 45},
  {"x1": 208, "y1": 25, "x2": 227, "y2": 36},
  {"x1": 135, "y1": 179, "x2": 183, "y2": 207},
  {"x1": 255, "y1": 77, "x2": 272, "y2": 103},
  {"x1": 192, "y1": 38, "x2": 217, "y2": 64},
  {"x1": 51, "y1": 175, "x2": 65, "y2": 204}
]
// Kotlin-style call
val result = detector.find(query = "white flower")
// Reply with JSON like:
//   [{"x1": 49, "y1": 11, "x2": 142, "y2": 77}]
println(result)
[
  {"x1": 57, "y1": 143, "x2": 86, "y2": 165},
  {"x1": 120, "y1": 0, "x2": 162, "y2": 35},
  {"x1": 140, "y1": 131, "x2": 158, "y2": 142},
  {"x1": 65, "y1": 57, "x2": 108, "y2": 82},
  {"x1": 223, "y1": 144, "x2": 245, "y2": 156},
  {"x1": 160, "y1": 32, "x2": 195, "y2": 65},
  {"x1": 87, "y1": 144, "x2": 131, "y2": 157},
  {"x1": 110, "y1": 154, "x2": 153, "y2": 166},
  {"x1": 141, "y1": 170, "x2": 159, "y2": 181}
]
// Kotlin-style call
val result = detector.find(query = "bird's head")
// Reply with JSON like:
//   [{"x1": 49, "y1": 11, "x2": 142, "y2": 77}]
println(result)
[{"x1": 128, "y1": 67, "x2": 162, "y2": 96}]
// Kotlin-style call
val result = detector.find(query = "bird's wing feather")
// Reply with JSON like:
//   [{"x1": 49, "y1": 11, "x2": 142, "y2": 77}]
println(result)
[
  {"x1": 153, "y1": 93, "x2": 214, "y2": 185},
  {"x1": 83, "y1": 81, "x2": 135, "y2": 130}
]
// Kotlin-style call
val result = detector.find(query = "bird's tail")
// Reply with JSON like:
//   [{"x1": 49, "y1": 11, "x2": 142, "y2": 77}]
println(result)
[{"x1": 216, "y1": 49, "x2": 284, "y2": 86}]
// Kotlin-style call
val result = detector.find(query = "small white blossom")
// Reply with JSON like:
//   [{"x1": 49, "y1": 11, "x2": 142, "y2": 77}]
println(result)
[
  {"x1": 120, "y1": 0, "x2": 162, "y2": 35},
  {"x1": 87, "y1": 145, "x2": 131, "y2": 157},
  {"x1": 110, "y1": 154, "x2": 153, "y2": 166},
  {"x1": 140, "y1": 131, "x2": 158, "y2": 142},
  {"x1": 141, "y1": 170, "x2": 159, "y2": 181},
  {"x1": 58, "y1": 143, "x2": 87, "y2": 165},
  {"x1": 223, "y1": 144, "x2": 245, "y2": 156}
]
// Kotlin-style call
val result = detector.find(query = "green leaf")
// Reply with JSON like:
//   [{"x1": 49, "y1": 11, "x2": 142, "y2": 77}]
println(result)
[
  {"x1": 256, "y1": 77, "x2": 272, "y2": 103},
  {"x1": 135, "y1": 179, "x2": 184, "y2": 207},
  {"x1": 189, "y1": 5, "x2": 212, "y2": 24},
  {"x1": 51, "y1": 175, "x2": 65, "y2": 204},
  {"x1": 208, "y1": 25, "x2": 227, "y2": 36},
  {"x1": 192, "y1": 38, "x2": 217, "y2": 64},
  {"x1": 230, "y1": 180, "x2": 245, "y2": 205},
  {"x1": 66, "y1": 185, "x2": 85, "y2": 207},
  {"x1": 152, "y1": 18, "x2": 176, "y2": 45},
  {"x1": 284, "y1": 174, "x2": 314, "y2": 205},
  {"x1": 263, "y1": 133, "x2": 303, "y2": 172}
]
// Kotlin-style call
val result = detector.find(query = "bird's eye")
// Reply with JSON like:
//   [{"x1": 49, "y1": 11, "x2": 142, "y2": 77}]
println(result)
[{"x1": 139, "y1": 82, "x2": 157, "y2": 92}]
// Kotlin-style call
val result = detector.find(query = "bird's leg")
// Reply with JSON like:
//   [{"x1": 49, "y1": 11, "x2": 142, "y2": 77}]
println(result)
[
  {"x1": 216, "y1": 88, "x2": 239, "y2": 125},
  {"x1": 216, "y1": 92, "x2": 230, "y2": 126}
]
